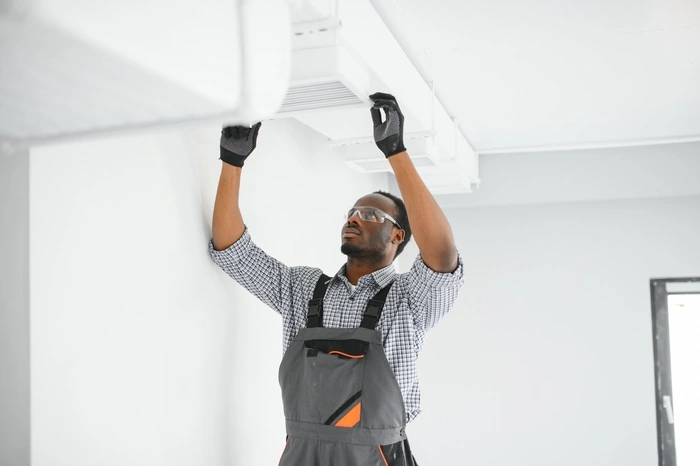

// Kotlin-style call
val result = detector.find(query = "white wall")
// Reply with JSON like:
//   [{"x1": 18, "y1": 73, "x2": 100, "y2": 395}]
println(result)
[
  {"x1": 0, "y1": 150, "x2": 31, "y2": 466},
  {"x1": 24, "y1": 119, "x2": 700, "y2": 466},
  {"x1": 437, "y1": 142, "x2": 700, "y2": 209},
  {"x1": 28, "y1": 118, "x2": 388, "y2": 466},
  {"x1": 401, "y1": 194, "x2": 700, "y2": 466}
]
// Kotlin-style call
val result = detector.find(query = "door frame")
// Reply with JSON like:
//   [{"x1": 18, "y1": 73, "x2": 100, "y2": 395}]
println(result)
[{"x1": 650, "y1": 277, "x2": 700, "y2": 466}]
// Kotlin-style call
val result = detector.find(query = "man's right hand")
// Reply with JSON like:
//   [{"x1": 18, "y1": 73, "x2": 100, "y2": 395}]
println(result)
[{"x1": 220, "y1": 122, "x2": 262, "y2": 167}]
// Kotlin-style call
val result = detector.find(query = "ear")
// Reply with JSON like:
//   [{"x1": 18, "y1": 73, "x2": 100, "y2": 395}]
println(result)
[{"x1": 392, "y1": 229, "x2": 405, "y2": 244}]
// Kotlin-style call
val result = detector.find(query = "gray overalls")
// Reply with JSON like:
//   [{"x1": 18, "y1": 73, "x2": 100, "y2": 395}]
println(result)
[{"x1": 277, "y1": 274, "x2": 418, "y2": 465}]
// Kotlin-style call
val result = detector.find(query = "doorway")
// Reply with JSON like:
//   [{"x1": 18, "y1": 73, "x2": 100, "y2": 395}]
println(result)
[{"x1": 650, "y1": 278, "x2": 700, "y2": 466}]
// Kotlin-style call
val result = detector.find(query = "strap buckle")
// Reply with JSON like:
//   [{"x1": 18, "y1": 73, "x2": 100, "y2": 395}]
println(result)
[{"x1": 307, "y1": 299, "x2": 322, "y2": 317}]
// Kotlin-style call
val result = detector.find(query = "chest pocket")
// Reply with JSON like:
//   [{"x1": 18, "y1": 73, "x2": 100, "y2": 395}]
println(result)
[
  {"x1": 287, "y1": 274, "x2": 394, "y2": 427},
  {"x1": 297, "y1": 338, "x2": 367, "y2": 426}
]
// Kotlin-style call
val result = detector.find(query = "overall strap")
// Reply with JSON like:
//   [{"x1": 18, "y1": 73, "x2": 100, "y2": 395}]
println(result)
[
  {"x1": 360, "y1": 282, "x2": 394, "y2": 330},
  {"x1": 307, "y1": 273, "x2": 331, "y2": 328}
]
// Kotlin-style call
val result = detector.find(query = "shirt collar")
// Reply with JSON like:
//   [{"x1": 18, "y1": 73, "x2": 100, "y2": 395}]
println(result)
[{"x1": 333, "y1": 262, "x2": 397, "y2": 289}]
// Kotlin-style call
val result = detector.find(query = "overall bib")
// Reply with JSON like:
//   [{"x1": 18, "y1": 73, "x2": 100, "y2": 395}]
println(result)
[{"x1": 278, "y1": 274, "x2": 418, "y2": 466}]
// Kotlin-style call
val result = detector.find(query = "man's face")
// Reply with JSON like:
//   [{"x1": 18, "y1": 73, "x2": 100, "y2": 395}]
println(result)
[{"x1": 340, "y1": 194, "x2": 400, "y2": 260}]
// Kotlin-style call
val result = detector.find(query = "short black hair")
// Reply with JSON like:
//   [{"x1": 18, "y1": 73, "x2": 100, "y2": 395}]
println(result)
[{"x1": 374, "y1": 190, "x2": 412, "y2": 258}]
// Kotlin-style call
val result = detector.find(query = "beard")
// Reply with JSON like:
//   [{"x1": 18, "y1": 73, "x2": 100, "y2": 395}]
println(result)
[
  {"x1": 340, "y1": 229, "x2": 391, "y2": 260},
  {"x1": 340, "y1": 241, "x2": 375, "y2": 257}
]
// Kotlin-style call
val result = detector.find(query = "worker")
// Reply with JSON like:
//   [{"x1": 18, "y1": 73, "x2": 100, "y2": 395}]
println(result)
[{"x1": 210, "y1": 92, "x2": 464, "y2": 465}]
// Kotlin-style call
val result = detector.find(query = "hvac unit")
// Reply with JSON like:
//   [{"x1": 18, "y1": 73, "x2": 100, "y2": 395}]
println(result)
[
  {"x1": 277, "y1": 18, "x2": 371, "y2": 117},
  {"x1": 280, "y1": 0, "x2": 480, "y2": 194}
]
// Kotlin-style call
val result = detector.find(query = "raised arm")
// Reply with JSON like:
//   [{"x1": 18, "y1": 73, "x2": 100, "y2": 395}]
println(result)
[
  {"x1": 369, "y1": 93, "x2": 458, "y2": 273},
  {"x1": 210, "y1": 122, "x2": 311, "y2": 316},
  {"x1": 212, "y1": 123, "x2": 261, "y2": 251}
]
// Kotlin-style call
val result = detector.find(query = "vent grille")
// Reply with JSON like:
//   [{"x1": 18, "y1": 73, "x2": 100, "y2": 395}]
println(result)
[
  {"x1": 346, "y1": 154, "x2": 437, "y2": 173},
  {"x1": 278, "y1": 80, "x2": 362, "y2": 113}
]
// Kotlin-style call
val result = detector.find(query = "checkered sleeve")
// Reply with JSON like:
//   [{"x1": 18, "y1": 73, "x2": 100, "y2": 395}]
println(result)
[
  {"x1": 208, "y1": 227, "x2": 320, "y2": 317},
  {"x1": 406, "y1": 252, "x2": 465, "y2": 331}
]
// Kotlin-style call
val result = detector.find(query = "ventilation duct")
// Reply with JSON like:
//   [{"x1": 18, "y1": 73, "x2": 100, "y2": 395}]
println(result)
[
  {"x1": 0, "y1": 0, "x2": 291, "y2": 145},
  {"x1": 282, "y1": 0, "x2": 480, "y2": 194}
]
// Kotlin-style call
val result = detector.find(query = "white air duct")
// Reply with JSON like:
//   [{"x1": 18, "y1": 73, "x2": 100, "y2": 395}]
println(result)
[
  {"x1": 1, "y1": 0, "x2": 291, "y2": 145},
  {"x1": 280, "y1": 0, "x2": 479, "y2": 194}
]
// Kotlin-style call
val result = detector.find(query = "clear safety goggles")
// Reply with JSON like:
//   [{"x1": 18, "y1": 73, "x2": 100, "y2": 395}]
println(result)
[{"x1": 345, "y1": 206, "x2": 402, "y2": 229}]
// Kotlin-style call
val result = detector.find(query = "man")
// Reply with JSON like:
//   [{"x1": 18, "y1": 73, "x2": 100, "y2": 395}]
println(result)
[{"x1": 210, "y1": 93, "x2": 464, "y2": 465}]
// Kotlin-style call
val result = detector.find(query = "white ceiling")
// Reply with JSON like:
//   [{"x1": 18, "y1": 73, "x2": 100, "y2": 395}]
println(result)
[
  {"x1": 3, "y1": 0, "x2": 699, "y2": 156},
  {"x1": 372, "y1": 0, "x2": 700, "y2": 153}
]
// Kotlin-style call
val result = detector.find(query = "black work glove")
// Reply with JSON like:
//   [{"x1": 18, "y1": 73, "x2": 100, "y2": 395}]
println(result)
[
  {"x1": 219, "y1": 122, "x2": 262, "y2": 167},
  {"x1": 370, "y1": 92, "x2": 406, "y2": 158}
]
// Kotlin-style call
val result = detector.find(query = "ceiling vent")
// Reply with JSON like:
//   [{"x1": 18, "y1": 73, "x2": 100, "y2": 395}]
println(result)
[
  {"x1": 276, "y1": 18, "x2": 370, "y2": 117},
  {"x1": 280, "y1": 81, "x2": 362, "y2": 113},
  {"x1": 331, "y1": 133, "x2": 438, "y2": 173}
]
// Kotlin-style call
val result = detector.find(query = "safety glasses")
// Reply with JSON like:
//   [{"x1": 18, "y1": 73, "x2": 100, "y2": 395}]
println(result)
[{"x1": 345, "y1": 206, "x2": 402, "y2": 229}]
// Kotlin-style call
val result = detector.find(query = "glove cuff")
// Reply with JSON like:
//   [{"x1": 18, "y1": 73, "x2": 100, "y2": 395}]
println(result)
[
  {"x1": 385, "y1": 144, "x2": 407, "y2": 158},
  {"x1": 220, "y1": 146, "x2": 247, "y2": 167}
]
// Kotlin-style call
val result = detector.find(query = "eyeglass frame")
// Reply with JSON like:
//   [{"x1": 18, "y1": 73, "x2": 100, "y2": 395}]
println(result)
[{"x1": 345, "y1": 206, "x2": 403, "y2": 230}]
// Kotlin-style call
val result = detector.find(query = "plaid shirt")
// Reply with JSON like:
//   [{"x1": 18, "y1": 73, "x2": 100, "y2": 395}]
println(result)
[{"x1": 209, "y1": 228, "x2": 464, "y2": 423}]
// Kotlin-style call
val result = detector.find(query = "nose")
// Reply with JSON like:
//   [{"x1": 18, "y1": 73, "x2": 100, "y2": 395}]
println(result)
[{"x1": 347, "y1": 210, "x2": 362, "y2": 225}]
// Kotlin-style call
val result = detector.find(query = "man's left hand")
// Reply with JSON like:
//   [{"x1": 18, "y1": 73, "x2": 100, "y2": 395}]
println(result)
[{"x1": 370, "y1": 92, "x2": 406, "y2": 158}]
